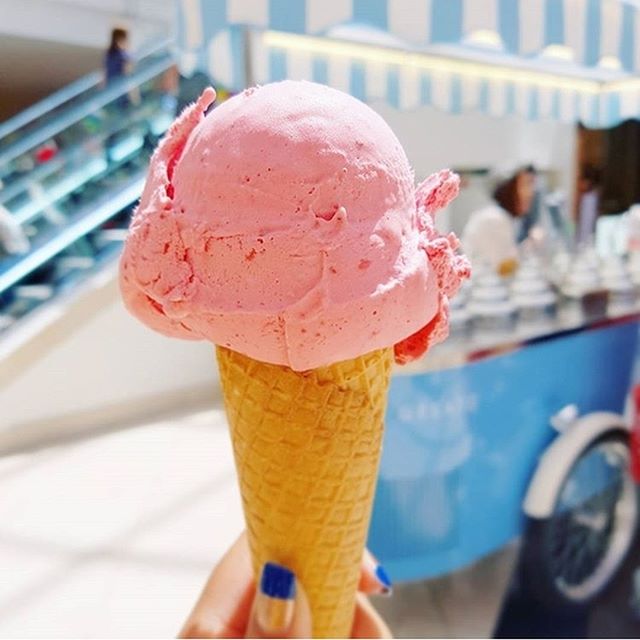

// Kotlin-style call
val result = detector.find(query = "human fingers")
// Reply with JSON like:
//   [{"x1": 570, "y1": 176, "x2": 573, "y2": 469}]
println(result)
[{"x1": 179, "y1": 532, "x2": 255, "y2": 638}]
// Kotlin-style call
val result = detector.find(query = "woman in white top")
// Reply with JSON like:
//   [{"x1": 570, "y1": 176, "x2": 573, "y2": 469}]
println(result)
[{"x1": 462, "y1": 166, "x2": 536, "y2": 275}]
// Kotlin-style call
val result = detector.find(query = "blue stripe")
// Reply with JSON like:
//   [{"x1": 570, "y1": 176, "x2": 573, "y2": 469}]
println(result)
[
  {"x1": 584, "y1": 0, "x2": 601, "y2": 66},
  {"x1": 605, "y1": 93, "x2": 620, "y2": 127},
  {"x1": 620, "y1": 3, "x2": 635, "y2": 72},
  {"x1": 505, "y1": 83, "x2": 516, "y2": 116},
  {"x1": 478, "y1": 80, "x2": 489, "y2": 114},
  {"x1": 419, "y1": 74, "x2": 431, "y2": 105},
  {"x1": 269, "y1": 49, "x2": 287, "y2": 81},
  {"x1": 200, "y1": 0, "x2": 227, "y2": 46},
  {"x1": 431, "y1": 0, "x2": 463, "y2": 43},
  {"x1": 498, "y1": 0, "x2": 519, "y2": 52},
  {"x1": 583, "y1": 94, "x2": 599, "y2": 127},
  {"x1": 528, "y1": 90, "x2": 539, "y2": 120},
  {"x1": 387, "y1": 67, "x2": 400, "y2": 108},
  {"x1": 176, "y1": 1, "x2": 185, "y2": 51},
  {"x1": 550, "y1": 89, "x2": 560, "y2": 120},
  {"x1": 544, "y1": 0, "x2": 564, "y2": 45},
  {"x1": 350, "y1": 62, "x2": 366, "y2": 101},
  {"x1": 269, "y1": 0, "x2": 306, "y2": 32},
  {"x1": 353, "y1": 0, "x2": 388, "y2": 29},
  {"x1": 450, "y1": 75, "x2": 462, "y2": 114},
  {"x1": 229, "y1": 26, "x2": 245, "y2": 90},
  {"x1": 312, "y1": 57, "x2": 328, "y2": 84}
]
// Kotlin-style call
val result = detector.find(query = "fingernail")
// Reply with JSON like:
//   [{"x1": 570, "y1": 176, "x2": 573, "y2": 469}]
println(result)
[
  {"x1": 256, "y1": 562, "x2": 296, "y2": 634},
  {"x1": 375, "y1": 564, "x2": 393, "y2": 596}
]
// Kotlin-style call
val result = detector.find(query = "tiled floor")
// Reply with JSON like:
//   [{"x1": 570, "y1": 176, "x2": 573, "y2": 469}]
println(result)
[{"x1": 0, "y1": 410, "x2": 512, "y2": 638}]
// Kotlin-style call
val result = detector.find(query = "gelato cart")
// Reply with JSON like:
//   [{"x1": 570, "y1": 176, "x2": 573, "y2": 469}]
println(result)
[{"x1": 370, "y1": 294, "x2": 640, "y2": 610}]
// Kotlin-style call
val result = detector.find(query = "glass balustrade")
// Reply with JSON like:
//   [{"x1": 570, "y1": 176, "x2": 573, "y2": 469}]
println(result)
[{"x1": 0, "y1": 42, "x2": 177, "y2": 332}]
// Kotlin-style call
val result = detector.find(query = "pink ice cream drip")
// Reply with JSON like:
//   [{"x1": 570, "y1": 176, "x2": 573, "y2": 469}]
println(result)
[
  {"x1": 120, "y1": 81, "x2": 469, "y2": 370},
  {"x1": 394, "y1": 170, "x2": 471, "y2": 364}
]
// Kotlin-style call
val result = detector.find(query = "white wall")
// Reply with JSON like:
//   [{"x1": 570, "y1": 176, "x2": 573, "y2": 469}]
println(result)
[
  {"x1": 0, "y1": 267, "x2": 217, "y2": 449},
  {"x1": 375, "y1": 104, "x2": 576, "y2": 180},
  {"x1": 373, "y1": 103, "x2": 577, "y2": 233}
]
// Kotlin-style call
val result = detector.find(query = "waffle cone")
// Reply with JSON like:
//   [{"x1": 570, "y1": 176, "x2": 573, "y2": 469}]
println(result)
[{"x1": 216, "y1": 346, "x2": 393, "y2": 637}]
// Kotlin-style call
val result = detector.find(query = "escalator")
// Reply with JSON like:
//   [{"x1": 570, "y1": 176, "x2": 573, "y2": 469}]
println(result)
[{"x1": 0, "y1": 41, "x2": 182, "y2": 336}]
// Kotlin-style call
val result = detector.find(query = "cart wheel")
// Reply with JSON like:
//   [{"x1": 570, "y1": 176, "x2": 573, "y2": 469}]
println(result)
[{"x1": 522, "y1": 432, "x2": 639, "y2": 609}]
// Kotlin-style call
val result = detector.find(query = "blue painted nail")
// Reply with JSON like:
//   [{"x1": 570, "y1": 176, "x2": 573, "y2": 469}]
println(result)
[
  {"x1": 375, "y1": 564, "x2": 393, "y2": 594},
  {"x1": 260, "y1": 562, "x2": 296, "y2": 600}
]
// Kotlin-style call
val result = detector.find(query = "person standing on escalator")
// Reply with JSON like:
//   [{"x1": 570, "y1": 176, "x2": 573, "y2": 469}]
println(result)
[
  {"x1": 104, "y1": 27, "x2": 133, "y2": 109},
  {"x1": 104, "y1": 27, "x2": 136, "y2": 163}
]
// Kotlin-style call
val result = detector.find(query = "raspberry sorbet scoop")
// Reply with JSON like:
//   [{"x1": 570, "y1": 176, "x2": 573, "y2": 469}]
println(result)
[{"x1": 119, "y1": 81, "x2": 469, "y2": 370}]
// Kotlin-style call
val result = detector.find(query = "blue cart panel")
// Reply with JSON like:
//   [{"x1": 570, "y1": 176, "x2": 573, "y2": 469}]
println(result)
[{"x1": 369, "y1": 320, "x2": 640, "y2": 581}]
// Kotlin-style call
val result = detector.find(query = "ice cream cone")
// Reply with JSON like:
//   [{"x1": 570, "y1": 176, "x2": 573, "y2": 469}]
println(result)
[{"x1": 216, "y1": 345, "x2": 393, "y2": 638}]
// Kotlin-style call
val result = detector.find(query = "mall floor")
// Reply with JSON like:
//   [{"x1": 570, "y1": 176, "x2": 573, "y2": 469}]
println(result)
[{"x1": 0, "y1": 409, "x2": 639, "y2": 638}]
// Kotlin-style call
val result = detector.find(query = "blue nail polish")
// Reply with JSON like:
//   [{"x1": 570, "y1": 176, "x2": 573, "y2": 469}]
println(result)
[
  {"x1": 375, "y1": 564, "x2": 393, "y2": 593},
  {"x1": 260, "y1": 562, "x2": 296, "y2": 600}
]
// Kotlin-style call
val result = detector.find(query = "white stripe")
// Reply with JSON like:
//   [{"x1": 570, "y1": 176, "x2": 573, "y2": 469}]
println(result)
[
  {"x1": 635, "y1": 7, "x2": 640, "y2": 71},
  {"x1": 488, "y1": 79, "x2": 506, "y2": 117},
  {"x1": 399, "y1": 65, "x2": 420, "y2": 110},
  {"x1": 519, "y1": 0, "x2": 544, "y2": 54},
  {"x1": 559, "y1": 89, "x2": 576, "y2": 123},
  {"x1": 538, "y1": 86, "x2": 554, "y2": 119},
  {"x1": 463, "y1": 0, "x2": 497, "y2": 36},
  {"x1": 208, "y1": 30, "x2": 233, "y2": 87},
  {"x1": 287, "y1": 50, "x2": 313, "y2": 81},
  {"x1": 620, "y1": 89, "x2": 640, "y2": 120},
  {"x1": 227, "y1": 0, "x2": 268, "y2": 27},
  {"x1": 388, "y1": 0, "x2": 431, "y2": 44},
  {"x1": 461, "y1": 75, "x2": 480, "y2": 110},
  {"x1": 306, "y1": 0, "x2": 352, "y2": 33},
  {"x1": 600, "y1": 0, "x2": 622, "y2": 59},
  {"x1": 564, "y1": 0, "x2": 587, "y2": 65},
  {"x1": 181, "y1": 0, "x2": 203, "y2": 49},
  {"x1": 431, "y1": 71, "x2": 452, "y2": 111},
  {"x1": 251, "y1": 31, "x2": 269, "y2": 84},
  {"x1": 514, "y1": 83, "x2": 530, "y2": 118},
  {"x1": 365, "y1": 60, "x2": 388, "y2": 99},
  {"x1": 327, "y1": 55, "x2": 351, "y2": 93}
]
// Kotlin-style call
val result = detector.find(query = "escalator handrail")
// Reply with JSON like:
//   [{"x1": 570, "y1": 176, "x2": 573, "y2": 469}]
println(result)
[
  {"x1": 0, "y1": 95, "x2": 164, "y2": 206},
  {"x1": 0, "y1": 38, "x2": 174, "y2": 142},
  {"x1": 0, "y1": 173, "x2": 145, "y2": 294},
  {"x1": 0, "y1": 52, "x2": 174, "y2": 167}
]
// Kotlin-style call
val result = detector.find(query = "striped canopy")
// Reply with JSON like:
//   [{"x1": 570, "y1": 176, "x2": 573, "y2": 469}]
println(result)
[{"x1": 177, "y1": 0, "x2": 640, "y2": 127}]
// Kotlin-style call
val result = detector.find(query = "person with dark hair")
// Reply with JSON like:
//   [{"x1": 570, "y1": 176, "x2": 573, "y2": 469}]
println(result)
[
  {"x1": 104, "y1": 27, "x2": 133, "y2": 109},
  {"x1": 462, "y1": 165, "x2": 536, "y2": 275}
]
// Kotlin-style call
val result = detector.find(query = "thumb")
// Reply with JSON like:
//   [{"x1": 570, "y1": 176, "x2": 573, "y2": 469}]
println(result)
[{"x1": 245, "y1": 562, "x2": 312, "y2": 638}]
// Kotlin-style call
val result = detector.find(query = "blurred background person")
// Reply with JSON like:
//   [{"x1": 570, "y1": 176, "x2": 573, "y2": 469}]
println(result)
[
  {"x1": 104, "y1": 27, "x2": 133, "y2": 107},
  {"x1": 462, "y1": 165, "x2": 536, "y2": 275},
  {"x1": 0, "y1": 201, "x2": 30, "y2": 258}
]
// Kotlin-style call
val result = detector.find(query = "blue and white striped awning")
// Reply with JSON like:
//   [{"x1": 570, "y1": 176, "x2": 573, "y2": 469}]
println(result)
[{"x1": 177, "y1": 0, "x2": 640, "y2": 127}]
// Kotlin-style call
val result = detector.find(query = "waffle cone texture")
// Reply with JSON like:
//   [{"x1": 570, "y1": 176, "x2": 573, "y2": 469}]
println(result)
[{"x1": 216, "y1": 346, "x2": 393, "y2": 638}]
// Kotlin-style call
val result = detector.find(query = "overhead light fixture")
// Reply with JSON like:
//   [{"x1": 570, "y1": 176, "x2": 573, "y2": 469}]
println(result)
[
  {"x1": 263, "y1": 31, "x2": 601, "y2": 93},
  {"x1": 464, "y1": 29, "x2": 504, "y2": 50},
  {"x1": 598, "y1": 55, "x2": 622, "y2": 71},
  {"x1": 541, "y1": 44, "x2": 574, "y2": 62}
]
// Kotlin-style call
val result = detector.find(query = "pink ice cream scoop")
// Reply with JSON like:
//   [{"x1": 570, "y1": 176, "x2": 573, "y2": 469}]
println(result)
[{"x1": 120, "y1": 81, "x2": 469, "y2": 370}]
